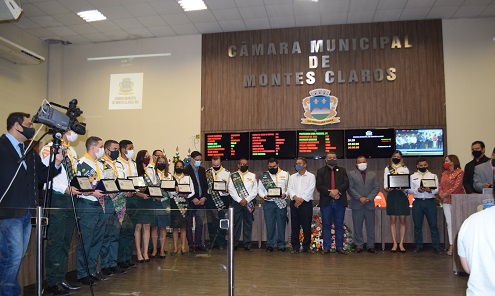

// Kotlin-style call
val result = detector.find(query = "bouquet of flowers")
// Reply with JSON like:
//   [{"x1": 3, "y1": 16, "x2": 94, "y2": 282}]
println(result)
[{"x1": 294, "y1": 213, "x2": 354, "y2": 253}]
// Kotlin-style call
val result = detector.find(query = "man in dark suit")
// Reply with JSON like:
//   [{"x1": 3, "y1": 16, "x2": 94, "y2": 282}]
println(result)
[
  {"x1": 0, "y1": 112, "x2": 63, "y2": 296},
  {"x1": 316, "y1": 152, "x2": 349, "y2": 255},
  {"x1": 348, "y1": 156, "x2": 380, "y2": 253},
  {"x1": 184, "y1": 151, "x2": 208, "y2": 252}
]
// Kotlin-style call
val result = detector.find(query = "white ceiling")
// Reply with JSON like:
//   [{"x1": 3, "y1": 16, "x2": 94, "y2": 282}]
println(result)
[{"x1": 7, "y1": 0, "x2": 495, "y2": 44}]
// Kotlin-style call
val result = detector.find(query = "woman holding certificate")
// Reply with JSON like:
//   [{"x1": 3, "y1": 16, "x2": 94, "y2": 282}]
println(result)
[
  {"x1": 170, "y1": 160, "x2": 195, "y2": 256},
  {"x1": 150, "y1": 155, "x2": 173, "y2": 259},
  {"x1": 384, "y1": 151, "x2": 410, "y2": 253},
  {"x1": 438, "y1": 155, "x2": 464, "y2": 255},
  {"x1": 135, "y1": 150, "x2": 155, "y2": 262}
]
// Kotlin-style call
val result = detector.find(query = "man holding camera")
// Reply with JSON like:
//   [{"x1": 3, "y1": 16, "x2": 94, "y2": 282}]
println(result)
[{"x1": 0, "y1": 112, "x2": 63, "y2": 296}]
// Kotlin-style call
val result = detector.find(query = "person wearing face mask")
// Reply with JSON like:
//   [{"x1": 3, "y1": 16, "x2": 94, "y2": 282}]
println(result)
[
  {"x1": 384, "y1": 150, "x2": 409, "y2": 253},
  {"x1": 99, "y1": 140, "x2": 128, "y2": 276},
  {"x1": 75, "y1": 136, "x2": 108, "y2": 285},
  {"x1": 408, "y1": 158, "x2": 441, "y2": 254},
  {"x1": 348, "y1": 156, "x2": 380, "y2": 254},
  {"x1": 134, "y1": 150, "x2": 154, "y2": 263},
  {"x1": 228, "y1": 158, "x2": 258, "y2": 251},
  {"x1": 150, "y1": 155, "x2": 172, "y2": 258},
  {"x1": 463, "y1": 141, "x2": 490, "y2": 194},
  {"x1": 439, "y1": 155, "x2": 465, "y2": 256},
  {"x1": 170, "y1": 160, "x2": 195, "y2": 256},
  {"x1": 0, "y1": 112, "x2": 63, "y2": 296},
  {"x1": 258, "y1": 158, "x2": 290, "y2": 252},
  {"x1": 184, "y1": 151, "x2": 208, "y2": 252},
  {"x1": 205, "y1": 156, "x2": 230, "y2": 250},
  {"x1": 315, "y1": 152, "x2": 349, "y2": 255},
  {"x1": 115, "y1": 139, "x2": 138, "y2": 270},
  {"x1": 288, "y1": 157, "x2": 316, "y2": 254},
  {"x1": 473, "y1": 146, "x2": 495, "y2": 194},
  {"x1": 40, "y1": 129, "x2": 81, "y2": 295}
]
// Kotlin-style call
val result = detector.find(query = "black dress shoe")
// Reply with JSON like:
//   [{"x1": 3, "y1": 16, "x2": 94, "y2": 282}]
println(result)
[
  {"x1": 110, "y1": 266, "x2": 127, "y2": 274},
  {"x1": 60, "y1": 281, "x2": 81, "y2": 291},
  {"x1": 278, "y1": 247, "x2": 286, "y2": 252},
  {"x1": 321, "y1": 249, "x2": 330, "y2": 255},
  {"x1": 413, "y1": 247, "x2": 423, "y2": 253},
  {"x1": 101, "y1": 268, "x2": 114, "y2": 277},
  {"x1": 126, "y1": 260, "x2": 137, "y2": 268},
  {"x1": 336, "y1": 249, "x2": 348, "y2": 255},
  {"x1": 244, "y1": 246, "x2": 252, "y2": 252},
  {"x1": 367, "y1": 248, "x2": 377, "y2": 254},
  {"x1": 266, "y1": 246, "x2": 274, "y2": 252},
  {"x1": 433, "y1": 248, "x2": 443, "y2": 255},
  {"x1": 355, "y1": 248, "x2": 363, "y2": 254},
  {"x1": 78, "y1": 276, "x2": 97, "y2": 286},
  {"x1": 45, "y1": 284, "x2": 70, "y2": 295}
]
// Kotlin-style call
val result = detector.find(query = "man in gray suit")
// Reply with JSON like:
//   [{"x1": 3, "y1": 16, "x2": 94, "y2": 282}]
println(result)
[
  {"x1": 473, "y1": 147, "x2": 495, "y2": 193},
  {"x1": 348, "y1": 156, "x2": 380, "y2": 253}
]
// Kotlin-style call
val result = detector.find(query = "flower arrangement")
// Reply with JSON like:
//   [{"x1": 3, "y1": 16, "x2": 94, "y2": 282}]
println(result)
[{"x1": 295, "y1": 213, "x2": 354, "y2": 253}]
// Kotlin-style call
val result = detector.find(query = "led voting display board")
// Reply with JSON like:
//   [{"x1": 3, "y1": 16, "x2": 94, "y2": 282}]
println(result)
[
  {"x1": 205, "y1": 132, "x2": 249, "y2": 160},
  {"x1": 298, "y1": 130, "x2": 344, "y2": 159},
  {"x1": 250, "y1": 131, "x2": 297, "y2": 159},
  {"x1": 345, "y1": 129, "x2": 395, "y2": 158}
]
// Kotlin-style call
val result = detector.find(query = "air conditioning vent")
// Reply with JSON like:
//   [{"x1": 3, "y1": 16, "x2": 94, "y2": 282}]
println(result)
[{"x1": 0, "y1": 36, "x2": 46, "y2": 65}]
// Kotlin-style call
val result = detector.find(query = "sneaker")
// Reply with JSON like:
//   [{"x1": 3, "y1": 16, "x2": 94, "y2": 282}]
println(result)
[
  {"x1": 266, "y1": 246, "x2": 274, "y2": 252},
  {"x1": 126, "y1": 260, "x2": 137, "y2": 268},
  {"x1": 110, "y1": 266, "x2": 127, "y2": 274}
]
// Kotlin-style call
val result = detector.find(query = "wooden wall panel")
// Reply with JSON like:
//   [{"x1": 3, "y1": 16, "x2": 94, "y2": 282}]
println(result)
[{"x1": 201, "y1": 20, "x2": 445, "y2": 133}]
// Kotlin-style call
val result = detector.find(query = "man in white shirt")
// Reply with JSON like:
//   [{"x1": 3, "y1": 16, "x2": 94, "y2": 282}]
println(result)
[
  {"x1": 287, "y1": 157, "x2": 316, "y2": 254},
  {"x1": 228, "y1": 158, "x2": 258, "y2": 251},
  {"x1": 458, "y1": 205, "x2": 495, "y2": 296},
  {"x1": 258, "y1": 158, "x2": 290, "y2": 252},
  {"x1": 408, "y1": 158, "x2": 441, "y2": 254}
]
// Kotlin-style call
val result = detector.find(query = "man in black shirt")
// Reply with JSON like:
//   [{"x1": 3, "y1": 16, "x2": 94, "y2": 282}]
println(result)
[{"x1": 463, "y1": 141, "x2": 490, "y2": 193}]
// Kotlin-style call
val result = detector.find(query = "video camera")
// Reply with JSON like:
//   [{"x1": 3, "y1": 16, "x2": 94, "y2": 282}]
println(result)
[{"x1": 33, "y1": 99, "x2": 86, "y2": 135}]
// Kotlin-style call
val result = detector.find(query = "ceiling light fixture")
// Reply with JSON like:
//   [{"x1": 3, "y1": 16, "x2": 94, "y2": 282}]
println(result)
[
  {"x1": 87, "y1": 53, "x2": 171, "y2": 61},
  {"x1": 178, "y1": 0, "x2": 207, "y2": 11},
  {"x1": 77, "y1": 10, "x2": 106, "y2": 22}
]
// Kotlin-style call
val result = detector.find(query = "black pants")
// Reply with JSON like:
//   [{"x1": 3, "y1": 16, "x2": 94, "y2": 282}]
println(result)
[{"x1": 290, "y1": 200, "x2": 312, "y2": 251}]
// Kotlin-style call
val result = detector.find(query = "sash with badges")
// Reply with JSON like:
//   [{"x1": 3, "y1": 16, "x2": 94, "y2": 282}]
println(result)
[
  {"x1": 231, "y1": 171, "x2": 254, "y2": 213},
  {"x1": 174, "y1": 175, "x2": 190, "y2": 217},
  {"x1": 260, "y1": 171, "x2": 286, "y2": 209},
  {"x1": 78, "y1": 160, "x2": 105, "y2": 209},
  {"x1": 100, "y1": 158, "x2": 127, "y2": 223},
  {"x1": 206, "y1": 168, "x2": 225, "y2": 209}
]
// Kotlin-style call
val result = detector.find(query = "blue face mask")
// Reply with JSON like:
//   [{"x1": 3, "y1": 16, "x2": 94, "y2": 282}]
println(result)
[
  {"x1": 194, "y1": 160, "x2": 201, "y2": 167},
  {"x1": 295, "y1": 164, "x2": 304, "y2": 172}
]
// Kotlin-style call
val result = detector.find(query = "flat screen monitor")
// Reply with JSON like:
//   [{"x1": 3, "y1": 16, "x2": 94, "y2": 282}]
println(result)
[
  {"x1": 297, "y1": 130, "x2": 344, "y2": 159},
  {"x1": 204, "y1": 132, "x2": 249, "y2": 160},
  {"x1": 250, "y1": 131, "x2": 297, "y2": 159},
  {"x1": 345, "y1": 129, "x2": 395, "y2": 158},
  {"x1": 395, "y1": 128, "x2": 444, "y2": 156}
]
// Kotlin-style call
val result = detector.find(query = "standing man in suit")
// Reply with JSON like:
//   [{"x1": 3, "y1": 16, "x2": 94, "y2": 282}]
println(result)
[
  {"x1": 463, "y1": 141, "x2": 490, "y2": 194},
  {"x1": 473, "y1": 147, "x2": 495, "y2": 193},
  {"x1": 0, "y1": 112, "x2": 63, "y2": 296},
  {"x1": 348, "y1": 156, "x2": 380, "y2": 253},
  {"x1": 185, "y1": 151, "x2": 208, "y2": 252},
  {"x1": 316, "y1": 152, "x2": 349, "y2": 255}
]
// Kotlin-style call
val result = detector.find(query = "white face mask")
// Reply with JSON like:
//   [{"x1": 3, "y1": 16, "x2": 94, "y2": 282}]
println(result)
[
  {"x1": 95, "y1": 147, "x2": 104, "y2": 159},
  {"x1": 357, "y1": 163, "x2": 367, "y2": 171},
  {"x1": 66, "y1": 130, "x2": 78, "y2": 143},
  {"x1": 125, "y1": 149, "x2": 135, "y2": 159}
]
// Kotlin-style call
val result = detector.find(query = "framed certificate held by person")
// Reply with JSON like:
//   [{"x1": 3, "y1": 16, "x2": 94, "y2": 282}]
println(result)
[
  {"x1": 116, "y1": 178, "x2": 135, "y2": 192},
  {"x1": 70, "y1": 176, "x2": 93, "y2": 192},
  {"x1": 213, "y1": 180, "x2": 227, "y2": 191},
  {"x1": 420, "y1": 179, "x2": 437, "y2": 189},
  {"x1": 160, "y1": 180, "x2": 176, "y2": 191},
  {"x1": 128, "y1": 176, "x2": 146, "y2": 188},
  {"x1": 267, "y1": 187, "x2": 282, "y2": 197},
  {"x1": 387, "y1": 174, "x2": 410, "y2": 189},
  {"x1": 178, "y1": 183, "x2": 192, "y2": 194},
  {"x1": 95, "y1": 179, "x2": 119, "y2": 193},
  {"x1": 147, "y1": 186, "x2": 163, "y2": 197}
]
